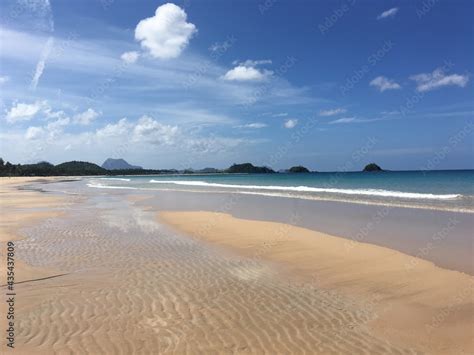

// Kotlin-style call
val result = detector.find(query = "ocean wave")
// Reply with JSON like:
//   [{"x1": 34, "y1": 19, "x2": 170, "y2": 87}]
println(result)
[
  {"x1": 148, "y1": 180, "x2": 461, "y2": 200},
  {"x1": 98, "y1": 178, "x2": 131, "y2": 182},
  {"x1": 87, "y1": 183, "x2": 137, "y2": 190}
]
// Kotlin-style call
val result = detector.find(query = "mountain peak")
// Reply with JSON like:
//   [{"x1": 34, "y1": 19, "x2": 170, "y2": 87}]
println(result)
[{"x1": 101, "y1": 158, "x2": 142, "y2": 170}]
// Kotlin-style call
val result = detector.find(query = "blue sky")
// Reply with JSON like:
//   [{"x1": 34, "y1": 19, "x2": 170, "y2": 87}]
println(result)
[{"x1": 0, "y1": 0, "x2": 472, "y2": 171}]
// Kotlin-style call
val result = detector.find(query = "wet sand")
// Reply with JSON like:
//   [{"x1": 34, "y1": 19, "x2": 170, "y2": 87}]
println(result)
[
  {"x1": 1, "y1": 177, "x2": 473, "y2": 354},
  {"x1": 159, "y1": 211, "x2": 474, "y2": 354}
]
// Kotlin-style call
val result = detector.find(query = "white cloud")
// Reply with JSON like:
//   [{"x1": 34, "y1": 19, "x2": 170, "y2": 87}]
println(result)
[
  {"x1": 328, "y1": 117, "x2": 357, "y2": 124},
  {"x1": 377, "y1": 7, "x2": 399, "y2": 20},
  {"x1": 222, "y1": 66, "x2": 273, "y2": 82},
  {"x1": 30, "y1": 36, "x2": 54, "y2": 90},
  {"x1": 370, "y1": 76, "x2": 401, "y2": 92},
  {"x1": 0, "y1": 76, "x2": 9, "y2": 85},
  {"x1": 235, "y1": 59, "x2": 272, "y2": 67},
  {"x1": 319, "y1": 108, "x2": 347, "y2": 116},
  {"x1": 17, "y1": 0, "x2": 54, "y2": 32},
  {"x1": 132, "y1": 115, "x2": 179, "y2": 145},
  {"x1": 135, "y1": 3, "x2": 197, "y2": 59},
  {"x1": 328, "y1": 117, "x2": 388, "y2": 124},
  {"x1": 96, "y1": 118, "x2": 130, "y2": 138},
  {"x1": 73, "y1": 108, "x2": 101, "y2": 125},
  {"x1": 47, "y1": 117, "x2": 70, "y2": 137},
  {"x1": 238, "y1": 122, "x2": 268, "y2": 129},
  {"x1": 24, "y1": 116, "x2": 69, "y2": 143},
  {"x1": 5, "y1": 101, "x2": 45, "y2": 123},
  {"x1": 44, "y1": 107, "x2": 66, "y2": 120},
  {"x1": 120, "y1": 51, "x2": 140, "y2": 64},
  {"x1": 284, "y1": 119, "x2": 298, "y2": 129},
  {"x1": 223, "y1": 59, "x2": 273, "y2": 82},
  {"x1": 410, "y1": 68, "x2": 469, "y2": 92},
  {"x1": 272, "y1": 112, "x2": 288, "y2": 117},
  {"x1": 25, "y1": 126, "x2": 45, "y2": 140}
]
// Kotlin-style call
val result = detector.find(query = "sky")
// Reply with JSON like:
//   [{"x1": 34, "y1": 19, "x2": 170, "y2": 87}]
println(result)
[{"x1": 0, "y1": 0, "x2": 473, "y2": 171}]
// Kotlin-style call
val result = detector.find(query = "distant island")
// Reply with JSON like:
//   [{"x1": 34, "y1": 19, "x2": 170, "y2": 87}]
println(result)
[
  {"x1": 288, "y1": 166, "x2": 310, "y2": 173},
  {"x1": 0, "y1": 157, "x2": 385, "y2": 177},
  {"x1": 363, "y1": 163, "x2": 383, "y2": 172},
  {"x1": 102, "y1": 158, "x2": 143, "y2": 170},
  {"x1": 226, "y1": 163, "x2": 274, "y2": 174}
]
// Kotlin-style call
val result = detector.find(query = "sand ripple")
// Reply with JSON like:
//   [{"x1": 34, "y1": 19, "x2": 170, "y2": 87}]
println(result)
[{"x1": 13, "y1": 195, "x2": 419, "y2": 354}]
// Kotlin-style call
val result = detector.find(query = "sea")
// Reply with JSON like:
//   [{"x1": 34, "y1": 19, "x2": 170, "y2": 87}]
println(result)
[{"x1": 87, "y1": 170, "x2": 474, "y2": 213}]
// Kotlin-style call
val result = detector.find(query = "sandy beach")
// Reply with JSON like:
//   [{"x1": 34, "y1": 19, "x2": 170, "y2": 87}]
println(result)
[{"x1": 1, "y1": 178, "x2": 473, "y2": 354}]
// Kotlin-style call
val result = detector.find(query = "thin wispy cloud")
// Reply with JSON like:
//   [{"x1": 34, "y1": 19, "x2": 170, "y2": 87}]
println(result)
[
  {"x1": 377, "y1": 7, "x2": 399, "y2": 20},
  {"x1": 30, "y1": 36, "x2": 54, "y2": 90},
  {"x1": 328, "y1": 117, "x2": 389, "y2": 124},
  {"x1": 370, "y1": 76, "x2": 401, "y2": 92},
  {"x1": 237, "y1": 122, "x2": 268, "y2": 129},
  {"x1": 410, "y1": 68, "x2": 469, "y2": 92},
  {"x1": 319, "y1": 108, "x2": 347, "y2": 116}
]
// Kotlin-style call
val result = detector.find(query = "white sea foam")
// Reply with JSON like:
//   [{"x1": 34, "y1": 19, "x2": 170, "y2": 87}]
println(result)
[
  {"x1": 87, "y1": 183, "x2": 138, "y2": 190},
  {"x1": 148, "y1": 180, "x2": 461, "y2": 200},
  {"x1": 98, "y1": 178, "x2": 131, "y2": 182}
]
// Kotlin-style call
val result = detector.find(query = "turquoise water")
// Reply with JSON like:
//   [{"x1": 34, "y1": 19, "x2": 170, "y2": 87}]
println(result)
[{"x1": 87, "y1": 170, "x2": 474, "y2": 212}]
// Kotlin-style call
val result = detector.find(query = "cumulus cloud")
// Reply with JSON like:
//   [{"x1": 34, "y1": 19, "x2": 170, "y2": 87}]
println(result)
[
  {"x1": 410, "y1": 68, "x2": 469, "y2": 92},
  {"x1": 96, "y1": 118, "x2": 130, "y2": 138},
  {"x1": 377, "y1": 7, "x2": 399, "y2": 20},
  {"x1": 319, "y1": 108, "x2": 347, "y2": 116},
  {"x1": 132, "y1": 115, "x2": 179, "y2": 145},
  {"x1": 25, "y1": 126, "x2": 45, "y2": 140},
  {"x1": 222, "y1": 66, "x2": 272, "y2": 81},
  {"x1": 284, "y1": 119, "x2": 298, "y2": 129},
  {"x1": 30, "y1": 36, "x2": 54, "y2": 90},
  {"x1": 135, "y1": 3, "x2": 197, "y2": 59},
  {"x1": 222, "y1": 60, "x2": 273, "y2": 82},
  {"x1": 120, "y1": 51, "x2": 140, "y2": 64},
  {"x1": 73, "y1": 108, "x2": 101, "y2": 125},
  {"x1": 5, "y1": 101, "x2": 45, "y2": 123},
  {"x1": 25, "y1": 117, "x2": 70, "y2": 140},
  {"x1": 369, "y1": 76, "x2": 401, "y2": 92}
]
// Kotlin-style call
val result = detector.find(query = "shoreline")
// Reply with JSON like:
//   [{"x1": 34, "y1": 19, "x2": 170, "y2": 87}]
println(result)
[{"x1": 158, "y1": 210, "x2": 474, "y2": 353}]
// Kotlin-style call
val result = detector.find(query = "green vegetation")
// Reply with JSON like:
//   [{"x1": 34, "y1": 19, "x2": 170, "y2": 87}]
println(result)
[
  {"x1": 0, "y1": 159, "x2": 107, "y2": 176},
  {"x1": 288, "y1": 166, "x2": 310, "y2": 173},
  {"x1": 54, "y1": 161, "x2": 108, "y2": 175},
  {"x1": 226, "y1": 163, "x2": 275, "y2": 174},
  {"x1": 0, "y1": 158, "x2": 311, "y2": 176},
  {"x1": 363, "y1": 163, "x2": 383, "y2": 172}
]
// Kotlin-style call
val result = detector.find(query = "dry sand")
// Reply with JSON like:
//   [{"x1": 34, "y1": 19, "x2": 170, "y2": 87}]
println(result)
[
  {"x1": 1, "y1": 177, "x2": 472, "y2": 354},
  {"x1": 159, "y1": 211, "x2": 474, "y2": 354}
]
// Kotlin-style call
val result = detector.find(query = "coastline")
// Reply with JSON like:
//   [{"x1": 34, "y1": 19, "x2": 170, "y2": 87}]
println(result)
[{"x1": 158, "y1": 210, "x2": 474, "y2": 354}]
